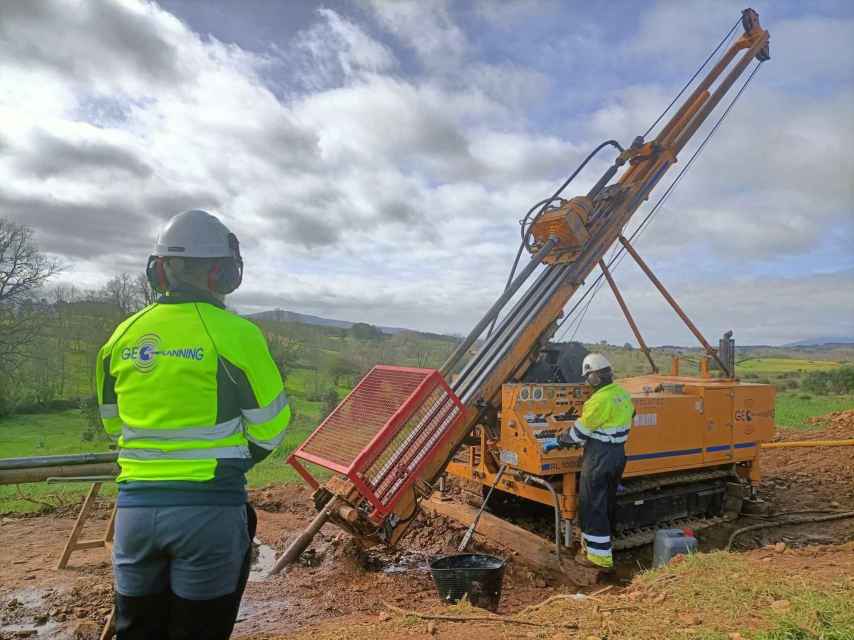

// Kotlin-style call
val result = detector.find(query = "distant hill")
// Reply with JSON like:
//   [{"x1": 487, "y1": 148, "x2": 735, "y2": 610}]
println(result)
[
  {"x1": 785, "y1": 337, "x2": 854, "y2": 347},
  {"x1": 245, "y1": 308, "x2": 408, "y2": 336}
]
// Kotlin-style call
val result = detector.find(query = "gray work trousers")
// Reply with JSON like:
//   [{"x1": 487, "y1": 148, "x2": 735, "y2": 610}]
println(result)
[{"x1": 113, "y1": 504, "x2": 250, "y2": 600}]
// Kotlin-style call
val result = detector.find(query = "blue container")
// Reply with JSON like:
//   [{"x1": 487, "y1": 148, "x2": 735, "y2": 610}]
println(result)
[{"x1": 653, "y1": 528, "x2": 698, "y2": 568}]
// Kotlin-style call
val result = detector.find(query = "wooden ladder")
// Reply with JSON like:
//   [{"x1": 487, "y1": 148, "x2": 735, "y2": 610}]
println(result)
[{"x1": 55, "y1": 481, "x2": 117, "y2": 640}]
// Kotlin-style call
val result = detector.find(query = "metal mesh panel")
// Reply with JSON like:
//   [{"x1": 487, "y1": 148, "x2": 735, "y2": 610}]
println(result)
[
  {"x1": 368, "y1": 390, "x2": 462, "y2": 505},
  {"x1": 291, "y1": 365, "x2": 464, "y2": 517},
  {"x1": 297, "y1": 366, "x2": 428, "y2": 469}
]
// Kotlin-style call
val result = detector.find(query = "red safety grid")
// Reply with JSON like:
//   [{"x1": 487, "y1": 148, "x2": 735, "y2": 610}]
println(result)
[{"x1": 289, "y1": 365, "x2": 464, "y2": 522}]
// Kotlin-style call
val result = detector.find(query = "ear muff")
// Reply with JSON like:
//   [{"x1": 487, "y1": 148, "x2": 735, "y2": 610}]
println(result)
[
  {"x1": 145, "y1": 255, "x2": 169, "y2": 294},
  {"x1": 207, "y1": 233, "x2": 243, "y2": 295},
  {"x1": 207, "y1": 261, "x2": 221, "y2": 292}
]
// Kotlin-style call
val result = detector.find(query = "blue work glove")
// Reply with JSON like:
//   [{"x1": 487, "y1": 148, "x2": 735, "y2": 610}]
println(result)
[{"x1": 542, "y1": 438, "x2": 561, "y2": 453}]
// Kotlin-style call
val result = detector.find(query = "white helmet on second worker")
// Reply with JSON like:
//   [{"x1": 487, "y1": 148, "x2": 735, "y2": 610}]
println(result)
[{"x1": 581, "y1": 353, "x2": 611, "y2": 377}]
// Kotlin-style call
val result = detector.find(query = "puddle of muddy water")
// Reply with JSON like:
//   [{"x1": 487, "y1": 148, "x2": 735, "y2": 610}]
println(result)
[
  {"x1": 1, "y1": 620, "x2": 65, "y2": 639},
  {"x1": 1, "y1": 587, "x2": 72, "y2": 639},
  {"x1": 373, "y1": 551, "x2": 431, "y2": 575},
  {"x1": 248, "y1": 540, "x2": 278, "y2": 581}
]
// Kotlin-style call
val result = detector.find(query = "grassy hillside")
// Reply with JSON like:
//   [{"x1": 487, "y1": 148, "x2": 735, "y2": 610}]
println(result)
[
  {"x1": 775, "y1": 392, "x2": 854, "y2": 430},
  {"x1": 737, "y1": 358, "x2": 842, "y2": 373},
  {"x1": 4, "y1": 304, "x2": 854, "y2": 513},
  {"x1": 0, "y1": 381, "x2": 330, "y2": 513}
]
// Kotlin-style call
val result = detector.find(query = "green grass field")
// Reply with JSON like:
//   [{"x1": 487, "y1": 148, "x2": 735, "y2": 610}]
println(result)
[
  {"x1": 2, "y1": 389, "x2": 852, "y2": 514},
  {"x1": 774, "y1": 392, "x2": 854, "y2": 430},
  {"x1": 0, "y1": 409, "x2": 327, "y2": 513},
  {"x1": 737, "y1": 357, "x2": 841, "y2": 374},
  {"x1": 0, "y1": 366, "x2": 334, "y2": 513}
]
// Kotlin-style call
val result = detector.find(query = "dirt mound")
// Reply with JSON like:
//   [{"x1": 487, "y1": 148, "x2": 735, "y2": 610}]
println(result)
[
  {"x1": 262, "y1": 543, "x2": 854, "y2": 640},
  {"x1": 764, "y1": 410, "x2": 854, "y2": 508},
  {"x1": 776, "y1": 409, "x2": 854, "y2": 441},
  {"x1": 249, "y1": 484, "x2": 315, "y2": 517}
]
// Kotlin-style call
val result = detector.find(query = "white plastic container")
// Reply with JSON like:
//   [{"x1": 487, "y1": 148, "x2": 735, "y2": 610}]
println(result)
[{"x1": 653, "y1": 528, "x2": 698, "y2": 568}]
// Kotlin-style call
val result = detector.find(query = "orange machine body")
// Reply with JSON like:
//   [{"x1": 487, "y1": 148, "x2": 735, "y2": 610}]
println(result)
[{"x1": 446, "y1": 372, "x2": 775, "y2": 523}]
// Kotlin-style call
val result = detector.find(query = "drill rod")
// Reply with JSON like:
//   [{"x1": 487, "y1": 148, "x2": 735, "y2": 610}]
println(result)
[
  {"x1": 440, "y1": 237, "x2": 557, "y2": 378},
  {"x1": 269, "y1": 496, "x2": 341, "y2": 575}
]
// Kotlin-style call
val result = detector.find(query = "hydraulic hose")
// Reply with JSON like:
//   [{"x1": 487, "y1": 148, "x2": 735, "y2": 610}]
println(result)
[
  {"x1": 726, "y1": 511, "x2": 854, "y2": 550},
  {"x1": 521, "y1": 473, "x2": 562, "y2": 564},
  {"x1": 486, "y1": 139, "x2": 624, "y2": 338},
  {"x1": 520, "y1": 139, "x2": 625, "y2": 253},
  {"x1": 761, "y1": 440, "x2": 854, "y2": 449}
]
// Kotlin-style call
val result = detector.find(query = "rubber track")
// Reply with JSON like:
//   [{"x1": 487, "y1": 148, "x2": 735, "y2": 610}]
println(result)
[
  {"x1": 613, "y1": 468, "x2": 741, "y2": 550},
  {"x1": 619, "y1": 468, "x2": 734, "y2": 496},
  {"x1": 614, "y1": 514, "x2": 732, "y2": 550}
]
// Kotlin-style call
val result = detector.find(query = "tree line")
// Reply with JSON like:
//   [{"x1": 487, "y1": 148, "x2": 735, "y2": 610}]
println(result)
[
  {"x1": 0, "y1": 219, "x2": 161, "y2": 414},
  {"x1": 0, "y1": 218, "x2": 457, "y2": 419}
]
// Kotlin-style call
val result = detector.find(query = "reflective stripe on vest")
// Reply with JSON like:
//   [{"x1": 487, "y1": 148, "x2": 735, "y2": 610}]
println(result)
[
  {"x1": 121, "y1": 416, "x2": 242, "y2": 443},
  {"x1": 99, "y1": 404, "x2": 118, "y2": 419},
  {"x1": 119, "y1": 445, "x2": 251, "y2": 460},
  {"x1": 575, "y1": 420, "x2": 630, "y2": 444},
  {"x1": 246, "y1": 427, "x2": 287, "y2": 451},
  {"x1": 242, "y1": 390, "x2": 289, "y2": 424}
]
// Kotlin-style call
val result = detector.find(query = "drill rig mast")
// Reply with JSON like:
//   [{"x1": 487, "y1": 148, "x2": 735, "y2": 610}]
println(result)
[{"x1": 273, "y1": 8, "x2": 771, "y2": 572}]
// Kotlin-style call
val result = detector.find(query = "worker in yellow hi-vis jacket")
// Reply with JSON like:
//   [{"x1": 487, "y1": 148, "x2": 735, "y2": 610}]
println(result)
[
  {"x1": 96, "y1": 210, "x2": 290, "y2": 639},
  {"x1": 544, "y1": 353, "x2": 634, "y2": 571}
]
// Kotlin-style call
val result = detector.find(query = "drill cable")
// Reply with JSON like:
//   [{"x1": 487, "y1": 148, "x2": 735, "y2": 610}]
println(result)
[{"x1": 554, "y1": 60, "x2": 763, "y2": 341}]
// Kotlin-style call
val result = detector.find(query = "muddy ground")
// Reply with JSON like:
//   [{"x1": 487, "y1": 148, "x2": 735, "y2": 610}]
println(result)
[{"x1": 2, "y1": 410, "x2": 853, "y2": 639}]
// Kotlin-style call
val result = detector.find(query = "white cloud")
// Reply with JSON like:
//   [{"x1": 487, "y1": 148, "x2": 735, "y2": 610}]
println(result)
[
  {"x1": 286, "y1": 8, "x2": 397, "y2": 90},
  {"x1": 573, "y1": 268, "x2": 854, "y2": 347},
  {"x1": 0, "y1": 0, "x2": 851, "y2": 345},
  {"x1": 368, "y1": 0, "x2": 468, "y2": 72}
]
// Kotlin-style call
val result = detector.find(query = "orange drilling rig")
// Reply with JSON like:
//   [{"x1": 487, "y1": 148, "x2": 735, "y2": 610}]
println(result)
[{"x1": 273, "y1": 8, "x2": 772, "y2": 571}]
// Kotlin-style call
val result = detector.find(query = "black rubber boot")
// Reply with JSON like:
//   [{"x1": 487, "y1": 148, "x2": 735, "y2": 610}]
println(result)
[
  {"x1": 114, "y1": 592, "x2": 170, "y2": 639},
  {"x1": 166, "y1": 503, "x2": 257, "y2": 640}
]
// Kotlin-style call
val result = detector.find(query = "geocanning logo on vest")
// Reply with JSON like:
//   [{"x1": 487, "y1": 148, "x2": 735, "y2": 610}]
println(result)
[{"x1": 121, "y1": 333, "x2": 205, "y2": 373}]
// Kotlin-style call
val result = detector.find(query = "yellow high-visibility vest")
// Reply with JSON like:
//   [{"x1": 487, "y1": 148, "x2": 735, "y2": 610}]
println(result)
[{"x1": 96, "y1": 292, "x2": 290, "y2": 487}]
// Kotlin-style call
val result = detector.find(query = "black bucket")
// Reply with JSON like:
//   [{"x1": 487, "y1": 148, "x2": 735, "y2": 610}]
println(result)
[{"x1": 429, "y1": 554, "x2": 506, "y2": 612}]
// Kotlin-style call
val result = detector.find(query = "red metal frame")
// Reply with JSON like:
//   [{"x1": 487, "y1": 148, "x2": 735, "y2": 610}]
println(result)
[
  {"x1": 287, "y1": 365, "x2": 464, "y2": 522},
  {"x1": 286, "y1": 454, "x2": 320, "y2": 490},
  {"x1": 369, "y1": 384, "x2": 462, "y2": 520},
  {"x1": 348, "y1": 369, "x2": 438, "y2": 473}
]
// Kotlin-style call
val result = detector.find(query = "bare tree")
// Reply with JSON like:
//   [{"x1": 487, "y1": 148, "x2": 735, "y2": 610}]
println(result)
[
  {"x1": 0, "y1": 219, "x2": 63, "y2": 396},
  {"x1": 102, "y1": 273, "x2": 136, "y2": 314},
  {"x1": 0, "y1": 219, "x2": 62, "y2": 305},
  {"x1": 102, "y1": 272, "x2": 151, "y2": 314},
  {"x1": 134, "y1": 273, "x2": 156, "y2": 306}
]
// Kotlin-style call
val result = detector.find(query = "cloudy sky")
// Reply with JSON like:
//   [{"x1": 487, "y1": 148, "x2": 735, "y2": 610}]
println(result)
[{"x1": 1, "y1": 0, "x2": 852, "y2": 345}]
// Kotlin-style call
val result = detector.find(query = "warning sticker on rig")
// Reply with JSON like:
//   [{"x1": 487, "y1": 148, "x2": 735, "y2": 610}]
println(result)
[
  {"x1": 633, "y1": 413, "x2": 657, "y2": 427},
  {"x1": 499, "y1": 450, "x2": 519, "y2": 466}
]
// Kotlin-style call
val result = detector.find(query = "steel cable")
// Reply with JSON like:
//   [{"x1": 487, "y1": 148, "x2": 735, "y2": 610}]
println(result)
[
  {"x1": 643, "y1": 17, "x2": 742, "y2": 139},
  {"x1": 554, "y1": 61, "x2": 763, "y2": 341}
]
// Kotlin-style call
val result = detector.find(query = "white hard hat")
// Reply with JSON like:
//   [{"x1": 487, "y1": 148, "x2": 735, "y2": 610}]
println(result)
[
  {"x1": 582, "y1": 353, "x2": 611, "y2": 376},
  {"x1": 154, "y1": 209, "x2": 237, "y2": 258}
]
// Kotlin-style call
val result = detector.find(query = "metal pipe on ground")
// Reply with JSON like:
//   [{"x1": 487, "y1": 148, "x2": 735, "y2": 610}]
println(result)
[
  {"x1": 0, "y1": 463, "x2": 119, "y2": 485},
  {"x1": 0, "y1": 452, "x2": 118, "y2": 471},
  {"x1": 269, "y1": 496, "x2": 341, "y2": 575}
]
